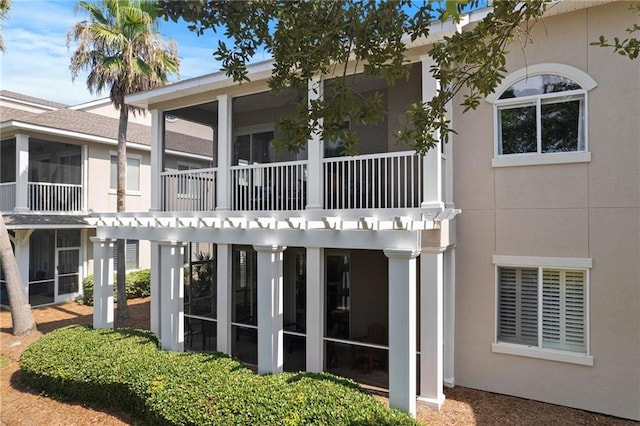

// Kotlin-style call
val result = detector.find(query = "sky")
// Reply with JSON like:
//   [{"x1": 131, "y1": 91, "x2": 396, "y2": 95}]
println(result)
[{"x1": 0, "y1": 0, "x2": 261, "y2": 106}]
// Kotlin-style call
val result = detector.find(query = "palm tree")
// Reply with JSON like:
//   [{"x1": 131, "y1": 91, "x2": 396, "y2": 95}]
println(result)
[
  {"x1": 0, "y1": 0, "x2": 10, "y2": 52},
  {"x1": 68, "y1": 0, "x2": 179, "y2": 320},
  {"x1": 0, "y1": 214, "x2": 36, "y2": 335}
]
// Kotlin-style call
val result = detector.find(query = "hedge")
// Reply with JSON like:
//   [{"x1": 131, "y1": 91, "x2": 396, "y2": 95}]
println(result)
[
  {"x1": 20, "y1": 326, "x2": 418, "y2": 426},
  {"x1": 81, "y1": 269, "x2": 151, "y2": 306}
]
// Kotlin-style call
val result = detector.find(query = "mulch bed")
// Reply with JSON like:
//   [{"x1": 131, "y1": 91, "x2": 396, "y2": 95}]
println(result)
[{"x1": 1, "y1": 298, "x2": 636, "y2": 425}]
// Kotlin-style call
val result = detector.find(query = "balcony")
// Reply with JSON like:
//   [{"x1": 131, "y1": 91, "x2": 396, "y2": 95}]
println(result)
[
  {"x1": 0, "y1": 181, "x2": 83, "y2": 213},
  {"x1": 161, "y1": 151, "x2": 423, "y2": 213}
]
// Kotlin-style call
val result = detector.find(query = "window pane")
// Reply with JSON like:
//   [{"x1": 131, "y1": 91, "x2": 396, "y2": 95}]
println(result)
[
  {"x1": 251, "y1": 131, "x2": 274, "y2": 164},
  {"x1": 233, "y1": 135, "x2": 251, "y2": 165},
  {"x1": 499, "y1": 106, "x2": 537, "y2": 154},
  {"x1": 541, "y1": 99, "x2": 582, "y2": 153},
  {"x1": 127, "y1": 157, "x2": 140, "y2": 191},
  {"x1": 57, "y1": 229, "x2": 80, "y2": 247},
  {"x1": 110, "y1": 156, "x2": 117, "y2": 190},
  {"x1": 542, "y1": 269, "x2": 586, "y2": 353},
  {"x1": 499, "y1": 75, "x2": 581, "y2": 99},
  {"x1": 497, "y1": 267, "x2": 538, "y2": 346}
]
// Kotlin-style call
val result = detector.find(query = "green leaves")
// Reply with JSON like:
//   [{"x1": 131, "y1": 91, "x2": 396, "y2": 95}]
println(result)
[
  {"x1": 591, "y1": 4, "x2": 640, "y2": 61},
  {"x1": 159, "y1": 0, "x2": 549, "y2": 155}
]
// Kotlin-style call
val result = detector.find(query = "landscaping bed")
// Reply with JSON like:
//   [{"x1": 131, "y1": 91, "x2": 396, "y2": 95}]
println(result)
[{"x1": 20, "y1": 325, "x2": 417, "y2": 425}]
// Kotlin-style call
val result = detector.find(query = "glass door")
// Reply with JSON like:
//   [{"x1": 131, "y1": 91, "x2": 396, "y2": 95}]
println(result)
[{"x1": 56, "y1": 247, "x2": 80, "y2": 301}]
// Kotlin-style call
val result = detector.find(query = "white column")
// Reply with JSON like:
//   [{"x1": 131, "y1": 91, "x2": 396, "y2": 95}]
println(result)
[
  {"x1": 254, "y1": 244, "x2": 286, "y2": 374},
  {"x1": 150, "y1": 109, "x2": 164, "y2": 212},
  {"x1": 159, "y1": 241, "x2": 186, "y2": 352},
  {"x1": 13, "y1": 230, "x2": 31, "y2": 301},
  {"x1": 150, "y1": 241, "x2": 161, "y2": 336},
  {"x1": 91, "y1": 237, "x2": 116, "y2": 329},
  {"x1": 216, "y1": 94, "x2": 232, "y2": 211},
  {"x1": 418, "y1": 248, "x2": 445, "y2": 409},
  {"x1": 305, "y1": 247, "x2": 324, "y2": 372},
  {"x1": 14, "y1": 134, "x2": 29, "y2": 212},
  {"x1": 82, "y1": 144, "x2": 89, "y2": 212},
  {"x1": 306, "y1": 76, "x2": 324, "y2": 210},
  {"x1": 420, "y1": 56, "x2": 444, "y2": 209},
  {"x1": 384, "y1": 248, "x2": 419, "y2": 417},
  {"x1": 443, "y1": 247, "x2": 456, "y2": 387},
  {"x1": 216, "y1": 243, "x2": 233, "y2": 354}
]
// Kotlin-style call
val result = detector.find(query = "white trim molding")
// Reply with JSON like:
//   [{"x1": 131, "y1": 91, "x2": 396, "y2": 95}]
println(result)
[
  {"x1": 492, "y1": 255, "x2": 592, "y2": 269},
  {"x1": 486, "y1": 63, "x2": 598, "y2": 104},
  {"x1": 492, "y1": 342, "x2": 594, "y2": 366}
]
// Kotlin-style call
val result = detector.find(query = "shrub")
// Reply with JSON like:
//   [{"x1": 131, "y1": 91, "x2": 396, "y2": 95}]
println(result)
[
  {"x1": 80, "y1": 269, "x2": 151, "y2": 306},
  {"x1": 21, "y1": 326, "x2": 418, "y2": 426}
]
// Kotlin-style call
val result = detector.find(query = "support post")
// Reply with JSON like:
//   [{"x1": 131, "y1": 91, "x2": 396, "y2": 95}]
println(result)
[
  {"x1": 420, "y1": 56, "x2": 444, "y2": 209},
  {"x1": 150, "y1": 110, "x2": 164, "y2": 212},
  {"x1": 306, "y1": 76, "x2": 324, "y2": 210},
  {"x1": 150, "y1": 241, "x2": 161, "y2": 336},
  {"x1": 159, "y1": 241, "x2": 186, "y2": 352},
  {"x1": 216, "y1": 94, "x2": 232, "y2": 211},
  {"x1": 91, "y1": 237, "x2": 116, "y2": 329},
  {"x1": 254, "y1": 244, "x2": 286, "y2": 374},
  {"x1": 384, "y1": 248, "x2": 419, "y2": 417},
  {"x1": 216, "y1": 243, "x2": 233, "y2": 354},
  {"x1": 14, "y1": 134, "x2": 29, "y2": 212},
  {"x1": 306, "y1": 247, "x2": 324, "y2": 372},
  {"x1": 418, "y1": 247, "x2": 445, "y2": 409},
  {"x1": 444, "y1": 247, "x2": 456, "y2": 387}
]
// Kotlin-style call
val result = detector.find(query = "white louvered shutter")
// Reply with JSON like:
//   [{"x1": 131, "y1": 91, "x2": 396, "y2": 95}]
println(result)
[
  {"x1": 498, "y1": 267, "x2": 538, "y2": 345},
  {"x1": 542, "y1": 269, "x2": 586, "y2": 353}
]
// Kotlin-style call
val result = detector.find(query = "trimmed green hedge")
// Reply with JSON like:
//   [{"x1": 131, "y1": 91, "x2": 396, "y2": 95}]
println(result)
[
  {"x1": 81, "y1": 269, "x2": 151, "y2": 306},
  {"x1": 21, "y1": 326, "x2": 418, "y2": 425}
]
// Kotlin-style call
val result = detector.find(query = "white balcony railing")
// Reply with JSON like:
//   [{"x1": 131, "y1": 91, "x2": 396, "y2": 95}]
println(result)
[
  {"x1": 161, "y1": 168, "x2": 217, "y2": 212},
  {"x1": 230, "y1": 160, "x2": 307, "y2": 211},
  {"x1": 29, "y1": 182, "x2": 83, "y2": 212},
  {"x1": 160, "y1": 151, "x2": 424, "y2": 213},
  {"x1": 323, "y1": 151, "x2": 422, "y2": 210},
  {"x1": 0, "y1": 182, "x2": 16, "y2": 212}
]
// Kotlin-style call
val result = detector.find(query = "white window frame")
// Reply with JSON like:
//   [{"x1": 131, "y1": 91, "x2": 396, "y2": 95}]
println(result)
[
  {"x1": 109, "y1": 152, "x2": 142, "y2": 195},
  {"x1": 112, "y1": 239, "x2": 139, "y2": 271},
  {"x1": 492, "y1": 255, "x2": 593, "y2": 366},
  {"x1": 487, "y1": 64, "x2": 597, "y2": 168}
]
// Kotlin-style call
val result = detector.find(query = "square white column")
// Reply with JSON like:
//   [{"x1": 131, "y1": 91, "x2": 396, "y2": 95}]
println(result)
[
  {"x1": 254, "y1": 244, "x2": 286, "y2": 374},
  {"x1": 444, "y1": 247, "x2": 456, "y2": 387},
  {"x1": 159, "y1": 241, "x2": 186, "y2": 352},
  {"x1": 419, "y1": 56, "x2": 444, "y2": 209},
  {"x1": 384, "y1": 248, "x2": 420, "y2": 417},
  {"x1": 150, "y1": 242, "x2": 161, "y2": 336},
  {"x1": 418, "y1": 248, "x2": 445, "y2": 409},
  {"x1": 91, "y1": 237, "x2": 116, "y2": 329},
  {"x1": 305, "y1": 247, "x2": 324, "y2": 372},
  {"x1": 305, "y1": 76, "x2": 324, "y2": 210},
  {"x1": 14, "y1": 134, "x2": 29, "y2": 212},
  {"x1": 150, "y1": 110, "x2": 164, "y2": 212},
  {"x1": 216, "y1": 243, "x2": 233, "y2": 354},
  {"x1": 216, "y1": 94, "x2": 232, "y2": 211}
]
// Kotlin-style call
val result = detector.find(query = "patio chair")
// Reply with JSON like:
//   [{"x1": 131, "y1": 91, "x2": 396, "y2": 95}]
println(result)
[{"x1": 351, "y1": 323, "x2": 386, "y2": 373}]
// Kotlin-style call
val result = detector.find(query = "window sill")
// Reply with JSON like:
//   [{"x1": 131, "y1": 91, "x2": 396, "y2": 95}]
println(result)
[
  {"x1": 492, "y1": 152, "x2": 591, "y2": 168},
  {"x1": 492, "y1": 342, "x2": 594, "y2": 366}
]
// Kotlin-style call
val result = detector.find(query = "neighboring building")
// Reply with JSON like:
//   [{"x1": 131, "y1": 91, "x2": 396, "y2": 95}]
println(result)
[
  {"x1": 0, "y1": 91, "x2": 212, "y2": 307},
  {"x1": 88, "y1": 1, "x2": 639, "y2": 421}
]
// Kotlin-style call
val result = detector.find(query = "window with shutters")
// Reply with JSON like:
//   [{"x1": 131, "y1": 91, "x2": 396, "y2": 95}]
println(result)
[
  {"x1": 493, "y1": 255, "x2": 593, "y2": 366},
  {"x1": 113, "y1": 240, "x2": 139, "y2": 271}
]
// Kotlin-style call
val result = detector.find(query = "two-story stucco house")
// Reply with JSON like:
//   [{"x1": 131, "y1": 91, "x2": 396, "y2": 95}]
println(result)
[
  {"x1": 88, "y1": 1, "x2": 639, "y2": 421},
  {"x1": 0, "y1": 91, "x2": 212, "y2": 307}
]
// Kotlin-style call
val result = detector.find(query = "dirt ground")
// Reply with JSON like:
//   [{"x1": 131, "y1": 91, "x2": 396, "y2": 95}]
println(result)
[{"x1": 1, "y1": 299, "x2": 637, "y2": 426}]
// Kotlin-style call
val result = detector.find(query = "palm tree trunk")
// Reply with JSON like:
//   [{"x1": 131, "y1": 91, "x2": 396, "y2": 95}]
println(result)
[
  {"x1": 116, "y1": 105, "x2": 130, "y2": 321},
  {"x1": 0, "y1": 213, "x2": 36, "y2": 335}
]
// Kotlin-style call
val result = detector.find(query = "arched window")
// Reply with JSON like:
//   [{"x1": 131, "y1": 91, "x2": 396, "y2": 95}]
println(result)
[{"x1": 488, "y1": 64, "x2": 596, "y2": 166}]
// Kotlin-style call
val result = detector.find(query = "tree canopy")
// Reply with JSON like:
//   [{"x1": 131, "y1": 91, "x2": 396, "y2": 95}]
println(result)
[{"x1": 160, "y1": 0, "x2": 548, "y2": 155}]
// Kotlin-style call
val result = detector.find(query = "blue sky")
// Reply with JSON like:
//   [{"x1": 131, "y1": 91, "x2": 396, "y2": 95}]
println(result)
[{"x1": 0, "y1": 0, "x2": 255, "y2": 105}]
